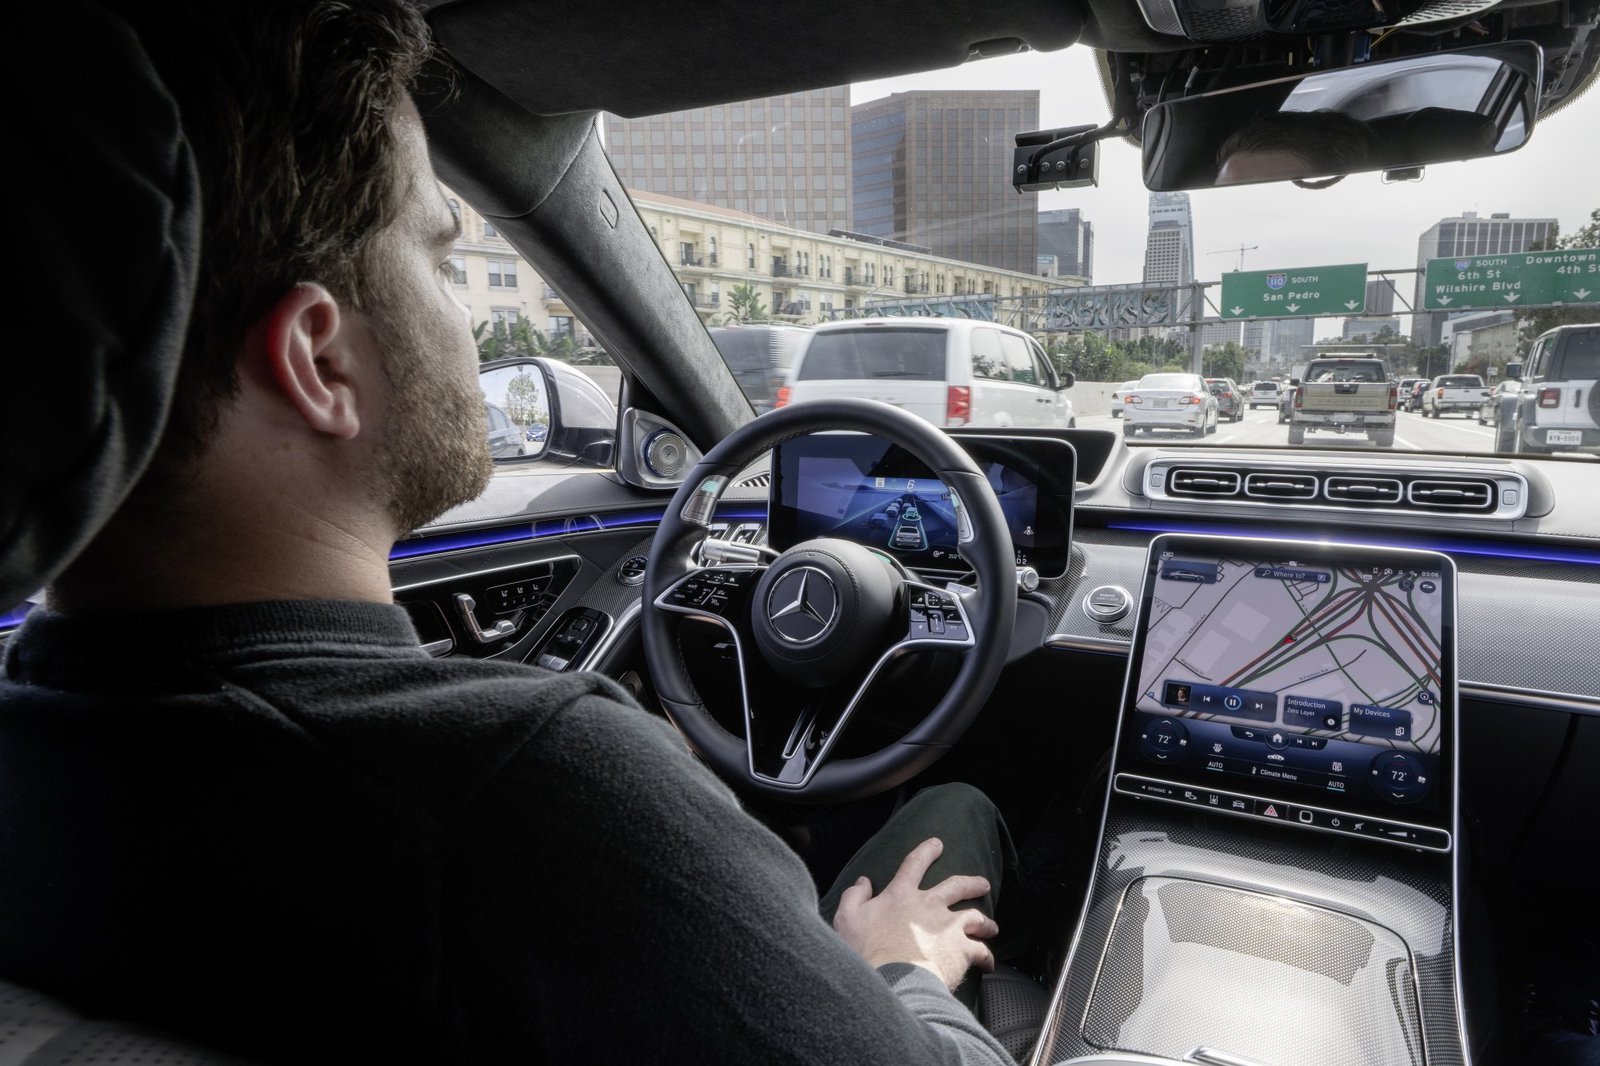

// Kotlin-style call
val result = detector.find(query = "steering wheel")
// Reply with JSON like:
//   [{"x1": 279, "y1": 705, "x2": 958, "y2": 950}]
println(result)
[{"x1": 642, "y1": 399, "x2": 1017, "y2": 804}]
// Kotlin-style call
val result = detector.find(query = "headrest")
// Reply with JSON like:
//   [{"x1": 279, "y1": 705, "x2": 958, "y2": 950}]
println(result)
[{"x1": 2, "y1": 1, "x2": 199, "y2": 612}]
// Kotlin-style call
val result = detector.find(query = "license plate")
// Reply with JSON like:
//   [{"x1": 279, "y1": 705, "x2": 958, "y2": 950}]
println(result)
[
  {"x1": 1154, "y1": 400, "x2": 1172, "y2": 409},
  {"x1": 1329, "y1": 414, "x2": 1354, "y2": 423},
  {"x1": 1547, "y1": 430, "x2": 1583, "y2": 445}
]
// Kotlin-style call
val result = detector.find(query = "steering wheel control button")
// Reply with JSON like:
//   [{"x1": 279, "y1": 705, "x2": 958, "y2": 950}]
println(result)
[
  {"x1": 1137, "y1": 717, "x2": 1190, "y2": 763},
  {"x1": 1371, "y1": 751, "x2": 1430, "y2": 802},
  {"x1": 1082, "y1": 585, "x2": 1133, "y2": 625}
]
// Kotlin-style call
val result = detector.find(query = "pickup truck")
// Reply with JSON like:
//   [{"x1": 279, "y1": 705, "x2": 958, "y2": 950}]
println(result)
[
  {"x1": 1422, "y1": 374, "x2": 1491, "y2": 418},
  {"x1": 1288, "y1": 356, "x2": 1397, "y2": 446}
]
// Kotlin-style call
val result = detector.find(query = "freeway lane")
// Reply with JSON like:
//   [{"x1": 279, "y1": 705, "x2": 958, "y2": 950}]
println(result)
[{"x1": 1078, "y1": 405, "x2": 1506, "y2": 453}]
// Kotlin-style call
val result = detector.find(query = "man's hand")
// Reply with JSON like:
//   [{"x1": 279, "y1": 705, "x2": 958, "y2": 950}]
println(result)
[{"x1": 831, "y1": 837, "x2": 999, "y2": 991}]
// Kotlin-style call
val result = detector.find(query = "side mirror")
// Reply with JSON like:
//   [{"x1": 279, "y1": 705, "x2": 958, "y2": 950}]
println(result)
[
  {"x1": 478, "y1": 358, "x2": 618, "y2": 468},
  {"x1": 1504, "y1": 361, "x2": 1524, "y2": 381},
  {"x1": 1058, "y1": 371, "x2": 1076, "y2": 390},
  {"x1": 1141, "y1": 42, "x2": 1541, "y2": 191},
  {"x1": 1289, "y1": 378, "x2": 1302, "y2": 387}
]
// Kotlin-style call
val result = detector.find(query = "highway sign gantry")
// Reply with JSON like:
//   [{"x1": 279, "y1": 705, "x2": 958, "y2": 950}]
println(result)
[
  {"x1": 1221, "y1": 263, "x2": 1368, "y2": 319},
  {"x1": 1422, "y1": 247, "x2": 1600, "y2": 311}
]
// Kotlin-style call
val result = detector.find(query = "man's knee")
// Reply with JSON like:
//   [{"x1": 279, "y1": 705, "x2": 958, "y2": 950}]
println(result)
[{"x1": 907, "y1": 782, "x2": 1000, "y2": 826}]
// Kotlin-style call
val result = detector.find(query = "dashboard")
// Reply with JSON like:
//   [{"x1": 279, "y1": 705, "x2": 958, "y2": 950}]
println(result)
[{"x1": 3, "y1": 424, "x2": 1593, "y2": 1066}]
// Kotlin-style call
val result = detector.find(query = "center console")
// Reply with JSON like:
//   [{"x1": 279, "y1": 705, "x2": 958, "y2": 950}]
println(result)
[{"x1": 1035, "y1": 534, "x2": 1468, "y2": 1066}]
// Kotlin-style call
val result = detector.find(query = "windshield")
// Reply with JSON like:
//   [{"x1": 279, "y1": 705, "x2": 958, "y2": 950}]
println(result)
[{"x1": 445, "y1": 41, "x2": 1596, "y2": 460}]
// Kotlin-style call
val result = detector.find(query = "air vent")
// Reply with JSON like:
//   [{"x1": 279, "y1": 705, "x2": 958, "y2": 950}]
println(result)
[
  {"x1": 1407, "y1": 479, "x2": 1496, "y2": 512},
  {"x1": 1324, "y1": 476, "x2": 1404, "y2": 506},
  {"x1": 1167, "y1": 468, "x2": 1242, "y2": 497},
  {"x1": 1244, "y1": 472, "x2": 1318, "y2": 499},
  {"x1": 737, "y1": 472, "x2": 772, "y2": 490},
  {"x1": 1143, "y1": 459, "x2": 1527, "y2": 519}
]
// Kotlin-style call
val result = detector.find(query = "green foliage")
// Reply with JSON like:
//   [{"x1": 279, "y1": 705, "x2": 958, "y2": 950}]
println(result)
[
  {"x1": 1202, "y1": 342, "x2": 1246, "y2": 382},
  {"x1": 1518, "y1": 207, "x2": 1599, "y2": 355},
  {"x1": 503, "y1": 371, "x2": 544, "y2": 426},
  {"x1": 1043, "y1": 331, "x2": 1191, "y2": 383},
  {"x1": 720, "y1": 283, "x2": 769, "y2": 325},
  {"x1": 475, "y1": 317, "x2": 542, "y2": 362}
]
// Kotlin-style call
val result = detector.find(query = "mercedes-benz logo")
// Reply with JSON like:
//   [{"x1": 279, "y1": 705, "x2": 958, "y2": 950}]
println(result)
[{"x1": 766, "y1": 566, "x2": 839, "y2": 644}]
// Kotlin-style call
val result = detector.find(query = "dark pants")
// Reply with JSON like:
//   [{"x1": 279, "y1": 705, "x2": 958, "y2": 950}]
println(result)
[{"x1": 817, "y1": 783, "x2": 1021, "y2": 1009}]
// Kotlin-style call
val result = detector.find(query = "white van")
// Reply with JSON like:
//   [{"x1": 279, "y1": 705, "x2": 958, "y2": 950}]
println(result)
[{"x1": 777, "y1": 318, "x2": 1074, "y2": 428}]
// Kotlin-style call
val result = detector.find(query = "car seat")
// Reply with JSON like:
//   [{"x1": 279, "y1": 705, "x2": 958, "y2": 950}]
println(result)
[{"x1": 0, "y1": 4, "x2": 258, "y2": 1063}]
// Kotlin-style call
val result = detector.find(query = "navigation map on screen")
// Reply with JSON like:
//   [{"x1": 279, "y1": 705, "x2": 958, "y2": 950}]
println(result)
[{"x1": 1128, "y1": 546, "x2": 1449, "y2": 819}]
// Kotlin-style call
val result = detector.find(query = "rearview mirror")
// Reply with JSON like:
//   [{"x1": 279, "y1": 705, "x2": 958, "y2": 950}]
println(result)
[{"x1": 1141, "y1": 42, "x2": 1541, "y2": 191}]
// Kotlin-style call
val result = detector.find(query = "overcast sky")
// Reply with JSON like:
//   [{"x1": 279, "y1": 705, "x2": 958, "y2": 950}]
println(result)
[{"x1": 853, "y1": 45, "x2": 1599, "y2": 319}]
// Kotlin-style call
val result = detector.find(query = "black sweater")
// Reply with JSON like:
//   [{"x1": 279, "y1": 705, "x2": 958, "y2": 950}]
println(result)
[{"x1": 0, "y1": 600, "x2": 1010, "y2": 1065}]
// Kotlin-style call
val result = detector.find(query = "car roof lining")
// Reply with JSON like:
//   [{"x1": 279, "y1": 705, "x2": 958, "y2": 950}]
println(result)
[{"x1": 421, "y1": 0, "x2": 1147, "y2": 119}]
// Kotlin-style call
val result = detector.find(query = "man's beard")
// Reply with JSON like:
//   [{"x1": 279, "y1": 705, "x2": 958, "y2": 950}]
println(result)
[{"x1": 370, "y1": 308, "x2": 493, "y2": 534}]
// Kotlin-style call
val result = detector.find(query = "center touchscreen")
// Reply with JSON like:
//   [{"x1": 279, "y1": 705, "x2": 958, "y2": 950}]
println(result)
[{"x1": 1114, "y1": 534, "x2": 1456, "y2": 851}]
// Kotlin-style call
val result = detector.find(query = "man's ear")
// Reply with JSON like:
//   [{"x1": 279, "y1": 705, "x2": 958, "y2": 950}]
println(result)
[{"x1": 254, "y1": 283, "x2": 362, "y2": 440}]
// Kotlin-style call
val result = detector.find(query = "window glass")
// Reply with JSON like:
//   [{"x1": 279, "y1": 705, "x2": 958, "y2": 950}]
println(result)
[
  {"x1": 797, "y1": 328, "x2": 947, "y2": 381},
  {"x1": 1000, "y1": 332, "x2": 1036, "y2": 385},
  {"x1": 971, "y1": 328, "x2": 1007, "y2": 380},
  {"x1": 1556, "y1": 330, "x2": 1599, "y2": 378}
]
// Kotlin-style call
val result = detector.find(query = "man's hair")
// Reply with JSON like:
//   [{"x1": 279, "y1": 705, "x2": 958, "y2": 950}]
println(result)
[
  {"x1": 108, "y1": 0, "x2": 435, "y2": 480},
  {"x1": 1215, "y1": 109, "x2": 1377, "y2": 175}
]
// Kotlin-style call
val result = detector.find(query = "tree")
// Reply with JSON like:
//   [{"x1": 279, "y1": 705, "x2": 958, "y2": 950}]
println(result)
[
  {"x1": 1518, "y1": 207, "x2": 1600, "y2": 355},
  {"x1": 503, "y1": 370, "x2": 544, "y2": 426},
  {"x1": 720, "y1": 283, "x2": 768, "y2": 325},
  {"x1": 1202, "y1": 342, "x2": 1247, "y2": 382}
]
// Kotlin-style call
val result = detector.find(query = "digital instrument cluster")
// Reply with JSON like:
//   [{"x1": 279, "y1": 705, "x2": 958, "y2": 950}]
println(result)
[{"x1": 767, "y1": 434, "x2": 1075, "y2": 578}]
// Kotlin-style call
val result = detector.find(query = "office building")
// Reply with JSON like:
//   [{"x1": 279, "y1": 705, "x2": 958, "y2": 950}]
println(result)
[
  {"x1": 1412, "y1": 211, "x2": 1557, "y2": 345},
  {"x1": 603, "y1": 87, "x2": 853, "y2": 235},
  {"x1": 1038, "y1": 208, "x2": 1093, "y2": 282},
  {"x1": 1265, "y1": 318, "x2": 1316, "y2": 363},
  {"x1": 1142, "y1": 192, "x2": 1194, "y2": 288},
  {"x1": 1342, "y1": 317, "x2": 1402, "y2": 341},
  {"x1": 852, "y1": 90, "x2": 1040, "y2": 275},
  {"x1": 1366, "y1": 278, "x2": 1398, "y2": 316},
  {"x1": 1200, "y1": 321, "x2": 1242, "y2": 350}
]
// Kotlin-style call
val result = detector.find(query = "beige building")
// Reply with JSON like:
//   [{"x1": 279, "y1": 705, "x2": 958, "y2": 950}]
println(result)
[
  {"x1": 632, "y1": 192, "x2": 1067, "y2": 326},
  {"x1": 442, "y1": 191, "x2": 594, "y2": 348},
  {"x1": 1465, "y1": 320, "x2": 1521, "y2": 368},
  {"x1": 445, "y1": 187, "x2": 1072, "y2": 339}
]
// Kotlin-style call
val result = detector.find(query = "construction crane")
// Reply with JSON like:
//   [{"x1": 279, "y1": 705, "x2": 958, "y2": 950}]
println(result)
[{"x1": 1209, "y1": 244, "x2": 1259, "y2": 271}]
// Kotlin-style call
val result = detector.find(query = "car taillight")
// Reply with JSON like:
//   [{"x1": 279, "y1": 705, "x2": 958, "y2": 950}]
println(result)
[
  {"x1": 1436, "y1": 387, "x2": 1445, "y2": 398},
  {"x1": 946, "y1": 385, "x2": 971, "y2": 425},
  {"x1": 1388, "y1": 384, "x2": 1398, "y2": 411},
  {"x1": 1180, "y1": 394, "x2": 1203, "y2": 405},
  {"x1": 1538, "y1": 387, "x2": 1562, "y2": 408},
  {"x1": 775, "y1": 386, "x2": 791, "y2": 408},
  {"x1": 1293, "y1": 390, "x2": 1302, "y2": 409},
  {"x1": 1126, "y1": 394, "x2": 1142, "y2": 405}
]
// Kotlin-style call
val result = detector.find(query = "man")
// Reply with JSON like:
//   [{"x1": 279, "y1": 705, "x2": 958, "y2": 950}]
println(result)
[{"x1": 0, "y1": 2, "x2": 1017, "y2": 1063}]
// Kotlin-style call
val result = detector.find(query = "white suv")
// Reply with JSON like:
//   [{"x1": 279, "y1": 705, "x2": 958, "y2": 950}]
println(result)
[{"x1": 779, "y1": 318, "x2": 1074, "y2": 428}]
